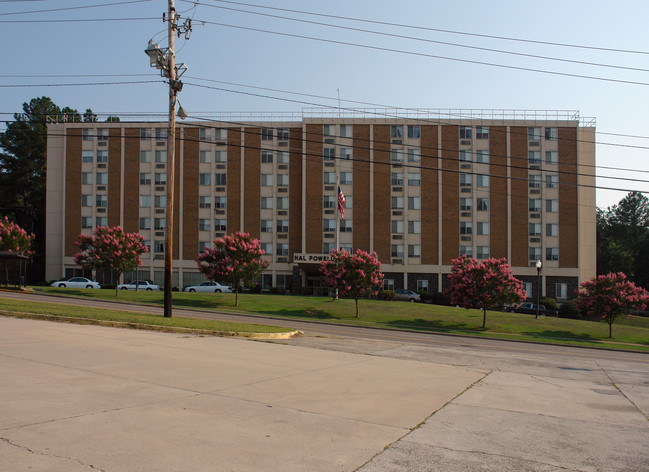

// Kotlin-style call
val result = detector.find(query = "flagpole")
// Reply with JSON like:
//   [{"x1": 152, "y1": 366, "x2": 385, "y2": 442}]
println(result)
[{"x1": 335, "y1": 172, "x2": 340, "y2": 300}]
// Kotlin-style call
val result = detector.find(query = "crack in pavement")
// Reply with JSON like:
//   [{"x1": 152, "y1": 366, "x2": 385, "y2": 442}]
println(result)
[
  {"x1": 596, "y1": 361, "x2": 649, "y2": 425},
  {"x1": 1, "y1": 437, "x2": 107, "y2": 471}
]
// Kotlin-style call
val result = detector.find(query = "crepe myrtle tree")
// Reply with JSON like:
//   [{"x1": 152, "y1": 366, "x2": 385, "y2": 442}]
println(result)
[
  {"x1": 577, "y1": 272, "x2": 649, "y2": 338},
  {"x1": 446, "y1": 255, "x2": 526, "y2": 329},
  {"x1": 74, "y1": 226, "x2": 148, "y2": 296},
  {"x1": 320, "y1": 249, "x2": 384, "y2": 318},
  {"x1": 0, "y1": 216, "x2": 35, "y2": 284},
  {"x1": 196, "y1": 232, "x2": 269, "y2": 306}
]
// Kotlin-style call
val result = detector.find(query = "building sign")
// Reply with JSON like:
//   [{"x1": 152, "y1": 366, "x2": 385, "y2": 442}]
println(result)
[{"x1": 293, "y1": 253, "x2": 334, "y2": 263}]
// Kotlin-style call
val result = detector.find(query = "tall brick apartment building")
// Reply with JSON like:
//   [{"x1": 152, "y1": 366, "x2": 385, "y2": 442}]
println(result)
[{"x1": 46, "y1": 110, "x2": 596, "y2": 299}]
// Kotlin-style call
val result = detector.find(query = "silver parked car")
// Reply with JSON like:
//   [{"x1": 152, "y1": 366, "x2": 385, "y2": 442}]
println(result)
[
  {"x1": 117, "y1": 280, "x2": 160, "y2": 291},
  {"x1": 184, "y1": 281, "x2": 232, "y2": 293},
  {"x1": 394, "y1": 289, "x2": 420, "y2": 302},
  {"x1": 50, "y1": 277, "x2": 101, "y2": 289}
]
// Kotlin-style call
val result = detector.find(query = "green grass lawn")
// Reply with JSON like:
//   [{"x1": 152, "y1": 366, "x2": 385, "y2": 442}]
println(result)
[{"x1": 30, "y1": 286, "x2": 649, "y2": 351}]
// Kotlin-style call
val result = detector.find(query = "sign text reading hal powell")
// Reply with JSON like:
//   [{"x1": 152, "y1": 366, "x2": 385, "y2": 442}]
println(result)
[{"x1": 293, "y1": 253, "x2": 335, "y2": 263}]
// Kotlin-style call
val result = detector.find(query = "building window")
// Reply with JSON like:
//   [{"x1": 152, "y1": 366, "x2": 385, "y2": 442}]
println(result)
[
  {"x1": 82, "y1": 129, "x2": 93, "y2": 141},
  {"x1": 261, "y1": 243, "x2": 273, "y2": 256},
  {"x1": 477, "y1": 246, "x2": 490, "y2": 259},
  {"x1": 529, "y1": 174, "x2": 541, "y2": 188},
  {"x1": 460, "y1": 174, "x2": 472, "y2": 187},
  {"x1": 277, "y1": 243, "x2": 289, "y2": 256},
  {"x1": 408, "y1": 148, "x2": 420, "y2": 162},
  {"x1": 460, "y1": 221, "x2": 473, "y2": 234},
  {"x1": 477, "y1": 222, "x2": 489, "y2": 235},
  {"x1": 154, "y1": 218, "x2": 166, "y2": 230},
  {"x1": 476, "y1": 126, "x2": 489, "y2": 139},
  {"x1": 416, "y1": 279, "x2": 428, "y2": 292},
  {"x1": 339, "y1": 125, "x2": 352, "y2": 138},
  {"x1": 391, "y1": 125, "x2": 403, "y2": 138},
  {"x1": 214, "y1": 196, "x2": 226, "y2": 209},
  {"x1": 82, "y1": 151, "x2": 93, "y2": 163},
  {"x1": 459, "y1": 150, "x2": 472, "y2": 162},
  {"x1": 323, "y1": 148, "x2": 335, "y2": 160},
  {"x1": 477, "y1": 175, "x2": 489, "y2": 188},
  {"x1": 82, "y1": 172, "x2": 93, "y2": 185},
  {"x1": 476, "y1": 150, "x2": 489, "y2": 164},
  {"x1": 96, "y1": 173, "x2": 108, "y2": 185},
  {"x1": 408, "y1": 244, "x2": 421, "y2": 258},
  {"x1": 261, "y1": 220, "x2": 273, "y2": 232},
  {"x1": 528, "y1": 151, "x2": 541, "y2": 164},
  {"x1": 392, "y1": 220, "x2": 404, "y2": 234},
  {"x1": 96, "y1": 216, "x2": 108, "y2": 227},
  {"x1": 529, "y1": 199, "x2": 541, "y2": 212},
  {"x1": 323, "y1": 242, "x2": 335, "y2": 254},
  {"x1": 199, "y1": 219, "x2": 211, "y2": 231},
  {"x1": 323, "y1": 172, "x2": 336, "y2": 185},
  {"x1": 391, "y1": 197, "x2": 404, "y2": 209},
  {"x1": 528, "y1": 127, "x2": 541, "y2": 141},
  {"x1": 383, "y1": 279, "x2": 395, "y2": 291},
  {"x1": 154, "y1": 195, "x2": 166, "y2": 208},
  {"x1": 199, "y1": 196, "x2": 211, "y2": 208},
  {"x1": 323, "y1": 195, "x2": 335, "y2": 208},
  {"x1": 95, "y1": 195, "x2": 108, "y2": 208},
  {"x1": 215, "y1": 150, "x2": 227, "y2": 163},
  {"x1": 277, "y1": 174, "x2": 289, "y2": 186},
  {"x1": 261, "y1": 151, "x2": 273, "y2": 163},
  {"x1": 391, "y1": 148, "x2": 404, "y2": 162},
  {"x1": 391, "y1": 172, "x2": 404, "y2": 186},
  {"x1": 261, "y1": 197, "x2": 273, "y2": 209},
  {"x1": 529, "y1": 246, "x2": 541, "y2": 261},
  {"x1": 140, "y1": 128, "x2": 152, "y2": 140},
  {"x1": 81, "y1": 194, "x2": 93, "y2": 207},
  {"x1": 81, "y1": 216, "x2": 93, "y2": 228},
  {"x1": 139, "y1": 173, "x2": 151, "y2": 185},
  {"x1": 214, "y1": 128, "x2": 226, "y2": 141},
  {"x1": 154, "y1": 240, "x2": 165, "y2": 253},
  {"x1": 546, "y1": 175, "x2": 558, "y2": 189},
  {"x1": 477, "y1": 198, "x2": 489, "y2": 211},
  {"x1": 545, "y1": 127, "x2": 558, "y2": 140},
  {"x1": 340, "y1": 172, "x2": 352, "y2": 185},
  {"x1": 556, "y1": 283, "x2": 568, "y2": 299},
  {"x1": 529, "y1": 223, "x2": 541, "y2": 236},
  {"x1": 198, "y1": 241, "x2": 209, "y2": 253},
  {"x1": 546, "y1": 247, "x2": 559, "y2": 261},
  {"x1": 96, "y1": 129, "x2": 108, "y2": 141},
  {"x1": 460, "y1": 198, "x2": 472, "y2": 211},
  {"x1": 261, "y1": 174, "x2": 273, "y2": 187},
  {"x1": 524, "y1": 282, "x2": 533, "y2": 298},
  {"x1": 546, "y1": 199, "x2": 558, "y2": 212},
  {"x1": 340, "y1": 220, "x2": 352, "y2": 232},
  {"x1": 261, "y1": 128, "x2": 274, "y2": 140},
  {"x1": 199, "y1": 150, "x2": 210, "y2": 163},
  {"x1": 277, "y1": 220, "x2": 289, "y2": 233},
  {"x1": 199, "y1": 173, "x2": 211, "y2": 186},
  {"x1": 460, "y1": 245, "x2": 472, "y2": 257},
  {"x1": 546, "y1": 223, "x2": 559, "y2": 237},
  {"x1": 214, "y1": 173, "x2": 227, "y2": 186},
  {"x1": 391, "y1": 244, "x2": 404, "y2": 258},
  {"x1": 277, "y1": 128, "x2": 290, "y2": 140},
  {"x1": 408, "y1": 220, "x2": 421, "y2": 234},
  {"x1": 408, "y1": 125, "x2": 420, "y2": 138},
  {"x1": 140, "y1": 150, "x2": 151, "y2": 163},
  {"x1": 277, "y1": 197, "x2": 289, "y2": 210},
  {"x1": 459, "y1": 126, "x2": 472, "y2": 139},
  {"x1": 545, "y1": 151, "x2": 558, "y2": 164},
  {"x1": 155, "y1": 128, "x2": 167, "y2": 140},
  {"x1": 154, "y1": 173, "x2": 166, "y2": 185},
  {"x1": 323, "y1": 124, "x2": 334, "y2": 137},
  {"x1": 408, "y1": 196, "x2": 421, "y2": 210},
  {"x1": 340, "y1": 147, "x2": 352, "y2": 160},
  {"x1": 199, "y1": 128, "x2": 210, "y2": 141},
  {"x1": 276, "y1": 151, "x2": 289, "y2": 164},
  {"x1": 215, "y1": 219, "x2": 226, "y2": 231}
]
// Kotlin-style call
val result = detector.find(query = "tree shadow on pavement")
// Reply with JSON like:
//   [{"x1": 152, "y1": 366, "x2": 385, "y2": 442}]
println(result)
[
  {"x1": 383, "y1": 318, "x2": 474, "y2": 332},
  {"x1": 520, "y1": 329, "x2": 599, "y2": 342}
]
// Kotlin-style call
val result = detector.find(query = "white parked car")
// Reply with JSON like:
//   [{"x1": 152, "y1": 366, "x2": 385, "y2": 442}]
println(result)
[
  {"x1": 117, "y1": 280, "x2": 160, "y2": 291},
  {"x1": 50, "y1": 277, "x2": 101, "y2": 289},
  {"x1": 184, "y1": 281, "x2": 232, "y2": 293}
]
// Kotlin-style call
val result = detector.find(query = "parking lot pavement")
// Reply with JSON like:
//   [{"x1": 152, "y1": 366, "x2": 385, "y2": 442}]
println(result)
[{"x1": 0, "y1": 317, "x2": 484, "y2": 472}]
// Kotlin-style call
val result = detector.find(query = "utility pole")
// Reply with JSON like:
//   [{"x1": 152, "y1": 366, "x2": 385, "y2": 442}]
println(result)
[{"x1": 145, "y1": 0, "x2": 190, "y2": 317}]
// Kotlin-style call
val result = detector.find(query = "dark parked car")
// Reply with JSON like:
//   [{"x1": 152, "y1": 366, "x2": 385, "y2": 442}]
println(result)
[{"x1": 508, "y1": 302, "x2": 558, "y2": 316}]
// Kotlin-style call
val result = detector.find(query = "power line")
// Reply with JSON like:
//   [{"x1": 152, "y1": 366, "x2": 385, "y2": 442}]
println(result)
[
  {"x1": 0, "y1": 0, "x2": 153, "y2": 16},
  {"x1": 0, "y1": 80, "x2": 162, "y2": 88},
  {"x1": 0, "y1": 17, "x2": 156, "y2": 23}
]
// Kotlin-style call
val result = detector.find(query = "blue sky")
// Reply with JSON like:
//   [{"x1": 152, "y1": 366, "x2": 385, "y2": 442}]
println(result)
[{"x1": 2, "y1": 0, "x2": 649, "y2": 209}]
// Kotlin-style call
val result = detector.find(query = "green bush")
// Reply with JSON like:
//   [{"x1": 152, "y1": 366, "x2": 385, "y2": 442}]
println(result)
[
  {"x1": 418, "y1": 291, "x2": 432, "y2": 303},
  {"x1": 379, "y1": 290, "x2": 396, "y2": 301},
  {"x1": 559, "y1": 299, "x2": 582, "y2": 319},
  {"x1": 429, "y1": 291, "x2": 450, "y2": 306},
  {"x1": 540, "y1": 297, "x2": 559, "y2": 311}
]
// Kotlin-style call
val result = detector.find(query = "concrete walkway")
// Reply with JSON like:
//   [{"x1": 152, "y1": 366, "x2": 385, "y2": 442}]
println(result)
[{"x1": 0, "y1": 317, "x2": 485, "y2": 471}]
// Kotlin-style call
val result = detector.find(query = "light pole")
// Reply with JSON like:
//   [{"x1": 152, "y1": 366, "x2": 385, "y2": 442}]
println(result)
[{"x1": 535, "y1": 259, "x2": 543, "y2": 319}]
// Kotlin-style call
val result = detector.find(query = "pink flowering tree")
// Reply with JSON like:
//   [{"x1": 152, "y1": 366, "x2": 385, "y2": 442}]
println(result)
[
  {"x1": 446, "y1": 256, "x2": 526, "y2": 329},
  {"x1": 196, "y1": 232, "x2": 269, "y2": 306},
  {"x1": 320, "y1": 249, "x2": 384, "y2": 318},
  {"x1": 0, "y1": 216, "x2": 35, "y2": 284},
  {"x1": 576, "y1": 272, "x2": 649, "y2": 338},
  {"x1": 74, "y1": 225, "x2": 148, "y2": 297}
]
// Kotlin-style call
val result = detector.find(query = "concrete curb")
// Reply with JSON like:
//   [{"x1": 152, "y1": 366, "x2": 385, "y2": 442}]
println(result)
[{"x1": 0, "y1": 311, "x2": 302, "y2": 339}]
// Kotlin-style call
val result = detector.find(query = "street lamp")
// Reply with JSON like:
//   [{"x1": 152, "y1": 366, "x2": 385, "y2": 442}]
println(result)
[{"x1": 535, "y1": 259, "x2": 543, "y2": 320}]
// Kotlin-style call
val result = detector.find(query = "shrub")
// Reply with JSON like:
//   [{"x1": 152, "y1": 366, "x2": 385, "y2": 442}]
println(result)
[
  {"x1": 418, "y1": 291, "x2": 432, "y2": 303},
  {"x1": 540, "y1": 297, "x2": 559, "y2": 311},
  {"x1": 559, "y1": 299, "x2": 582, "y2": 319},
  {"x1": 379, "y1": 290, "x2": 395, "y2": 301},
  {"x1": 429, "y1": 291, "x2": 451, "y2": 306}
]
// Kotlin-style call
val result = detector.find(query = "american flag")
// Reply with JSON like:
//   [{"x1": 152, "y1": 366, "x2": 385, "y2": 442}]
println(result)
[{"x1": 338, "y1": 186, "x2": 346, "y2": 219}]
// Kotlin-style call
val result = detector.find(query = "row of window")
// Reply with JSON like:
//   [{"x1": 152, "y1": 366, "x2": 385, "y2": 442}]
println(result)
[
  {"x1": 459, "y1": 222, "x2": 491, "y2": 235},
  {"x1": 460, "y1": 197, "x2": 489, "y2": 211},
  {"x1": 391, "y1": 220, "x2": 421, "y2": 234},
  {"x1": 82, "y1": 150, "x2": 108, "y2": 163},
  {"x1": 390, "y1": 148, "x2": 421, "y2": 162},
  {"x1": 261, "y1": 150, "x2": 290, "y2": 163},
  {"x1": 391, "y1": 196, "x2": 422, "y2": 210},
  {"x1": 529, "y1": 223, "x2": 559, "y2": 237},
  {"x1": 390, "y1": 244, "x2": 423, "y2": 258},
  {"x1": 82, "y1": 129, "x2": 108, "y2": 141},
  {"x1": 391, "y1": 173, "x2": 421, "y2": 186},
  {"x1": 139, "y1": 128, "x2": 168, "y2": 140},
  {"x1": 324, "y1": 172, "x2": 352, "y2": 185},
  {"x1": 529, "y1": 174, "x2": 558, "y2": 188},
  {"x1": 529, "y1": 151, "x2": 558, "y2": 164},
  {"x1": 460, "y1": 174, "x2": 490, "y2": 187}
]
